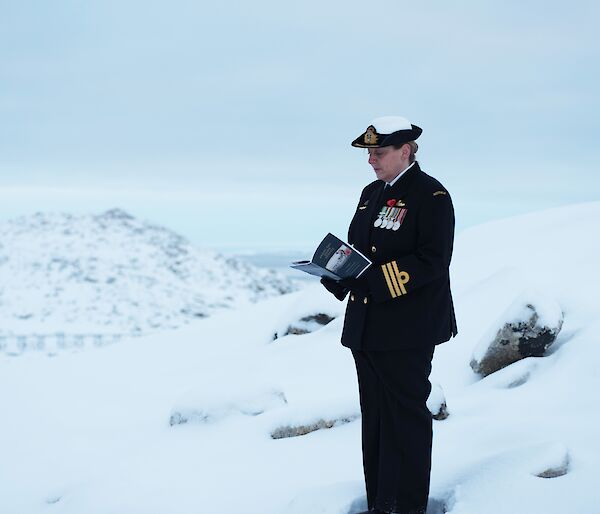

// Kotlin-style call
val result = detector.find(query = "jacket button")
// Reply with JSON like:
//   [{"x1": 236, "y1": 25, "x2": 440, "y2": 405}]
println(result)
[
  {"x1": 371, "y1": 246, "x2": 377, "y2": 253},
  {"x1": 350, "y1": 294, "x2": 355, "y2": 302},
  {"x1": 363, "y1": 297, "x2": 368, "y2": 304}
]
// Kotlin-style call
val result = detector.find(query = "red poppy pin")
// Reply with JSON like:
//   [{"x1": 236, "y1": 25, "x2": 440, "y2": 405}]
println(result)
[{"x1": 387, "y1": 199, "x2": 397, "y2": 207}]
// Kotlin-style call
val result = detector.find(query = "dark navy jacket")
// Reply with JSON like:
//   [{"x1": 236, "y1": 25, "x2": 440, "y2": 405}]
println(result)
[{"x1": 333, "y1": 162, "x2": 457, "y2": 350}]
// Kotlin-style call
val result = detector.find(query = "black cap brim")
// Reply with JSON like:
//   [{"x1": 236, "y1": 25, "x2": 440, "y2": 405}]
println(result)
[{"x1": 351, "y1": 124, "x2": 422, "y2": 148}]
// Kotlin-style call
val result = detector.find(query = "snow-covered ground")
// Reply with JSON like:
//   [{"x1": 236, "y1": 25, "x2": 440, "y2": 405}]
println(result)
[{"x1": 1, "y1": 202, "x2": 599, "y2": 514}]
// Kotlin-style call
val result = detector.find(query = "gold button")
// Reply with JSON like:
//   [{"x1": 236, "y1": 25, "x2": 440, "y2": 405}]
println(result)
[
  {"x1": 350, "y1": 294, "x2": 355, "y2": 301},
  {"x1": 363, "y1": 297, "x2": 368, "y2": 304},
  {"x1": 371, "y1": 246, "x2": 377, "y2": 253}
]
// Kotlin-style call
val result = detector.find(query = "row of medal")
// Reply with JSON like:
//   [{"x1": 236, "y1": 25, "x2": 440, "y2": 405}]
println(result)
[{"x1": 374, "y1": 206, "x2": 407, "y2": 230}]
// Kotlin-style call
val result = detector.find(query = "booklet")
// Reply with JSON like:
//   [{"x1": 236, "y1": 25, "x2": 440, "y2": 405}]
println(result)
[{"x1": 290, "y1": 233, "x2": 372, "y2": 281}]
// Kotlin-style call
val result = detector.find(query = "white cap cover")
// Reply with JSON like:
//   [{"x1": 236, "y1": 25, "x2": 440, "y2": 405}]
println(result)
[{"x1": 370, "y1": 116, "x2": 413, "y2": 135}]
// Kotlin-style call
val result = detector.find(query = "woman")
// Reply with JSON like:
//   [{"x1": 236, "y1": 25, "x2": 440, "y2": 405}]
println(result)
[{"x1": 321, "y1": 116, "x2": 457, "y2": 514}]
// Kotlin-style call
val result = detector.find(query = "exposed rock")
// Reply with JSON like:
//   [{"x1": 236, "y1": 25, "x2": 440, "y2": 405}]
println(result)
[
  {"x1": 169, "y1": 410, "x2": 210, "y2": 426},
  {"x1": 427, "y1": 382, "x2": 449, "y2": 420},
  {"x1": 535, "y1": 462, "x2": 569, "y2": 479},
  {"x1": 274, "y1": 313, "x2": 335, "y2": 339},
  {"x1": 270, "y1": 414, "x2": 359, "y2": 439},
  {"x1": 531, "y1": 443, "x2": 570, "y2": 478},
  {"x1": 471, "y1": 296, "x2": 563, "y2": 377}
]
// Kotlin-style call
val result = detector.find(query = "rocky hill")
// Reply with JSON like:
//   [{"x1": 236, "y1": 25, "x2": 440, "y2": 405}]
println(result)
[{"x1": 0, "y1": 209, "x2": 296, "y2": 336}]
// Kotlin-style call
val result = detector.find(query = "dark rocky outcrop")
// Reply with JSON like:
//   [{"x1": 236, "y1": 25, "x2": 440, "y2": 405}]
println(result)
[
  {"x1": 270, "y1": 414, "x2": 359, "y2": 439},
  {"x1": 273, "y1": 313, "x2": 335, "y2": 339},
  {"x1": 471, "y1": 302, "x2": 563, "y2": 377},
  {"x1": 535, "y1": 461, "x2": 569, "y2": 479}
]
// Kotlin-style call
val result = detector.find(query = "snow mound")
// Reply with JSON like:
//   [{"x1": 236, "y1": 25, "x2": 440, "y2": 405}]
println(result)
[
  {"x1": 451, "y1": 201, "x2": 600, "y2": 322},
  {"x1": 170, "y1": 388, "x2": 288, "y2": 426},
  {"x1": 0, "y1": 209, "x2": 296, "y2": 337},
  {"x1": 286, "y1": 482, "x2": 364, "y2": 514},
  {"x1": 427, "y1": 382, "x2": 449, "y2": 420},
  {"x1": 272, "y1": 284, "x2": 345, "y2": 340},
  {"x1": 476, "y1": 357, "x2": 540, "y2": 389},
  {"x1": 529, "y1": 442, "x2": 570, "y2": 478}
]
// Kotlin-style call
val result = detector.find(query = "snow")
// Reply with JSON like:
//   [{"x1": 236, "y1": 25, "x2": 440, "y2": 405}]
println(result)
[
  {"x1": 528, "y1": 442, "x2": 570, "y2": 478},
  {"x1": 426, "y1": 382, "x2": 447, "y2": 417},
  {"x1": 272, "y1": 284, "x2": 345, "y2": 338},
  {"x1": 499, "y1": 288, "x2": 563, "y2": 328},
  {"x1": 1, "y1": 201, "x2": 600, "y2": 514},
  {"x1": 0, "y1": 209, "x2": 295, "y2": 338}
]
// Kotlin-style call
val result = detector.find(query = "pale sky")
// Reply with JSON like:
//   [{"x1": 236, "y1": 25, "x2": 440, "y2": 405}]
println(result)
[{"x1": 1, "y1": 0, "x2": 599, "y2": 250}]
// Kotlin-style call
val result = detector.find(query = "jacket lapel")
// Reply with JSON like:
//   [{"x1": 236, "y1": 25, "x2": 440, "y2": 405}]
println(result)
[
  {"x1": 384, "y1": 161, "x2": 421, "y2": 201},
  {"x1": 351, "y1": 181, "x2": 385, "y2": 251},
  {"x1": 351, "y1": 163, "x2": 421, "y2": 251}
]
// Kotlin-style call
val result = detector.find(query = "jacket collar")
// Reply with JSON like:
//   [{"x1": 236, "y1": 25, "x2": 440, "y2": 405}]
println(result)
[{"x1": 380, "y1": 161, "x2": 421, "y2": 199}]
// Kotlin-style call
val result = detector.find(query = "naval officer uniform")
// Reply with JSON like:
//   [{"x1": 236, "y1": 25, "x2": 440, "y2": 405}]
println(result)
[{"x1": 321, "y1": 116, "x2": 457, "y2": 514}]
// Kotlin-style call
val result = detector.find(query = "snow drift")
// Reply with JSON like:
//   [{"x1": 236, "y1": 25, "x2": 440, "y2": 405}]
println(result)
[{"x1": 1, "y1": 201, "x2": 599, "y2": 514}]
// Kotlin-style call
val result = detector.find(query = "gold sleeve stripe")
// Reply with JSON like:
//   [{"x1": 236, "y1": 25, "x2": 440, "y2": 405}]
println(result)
[
  {"x1": 433, "y1": 190, "x2": 447, "y2": 196},
  {"x1": 385, "y1": 262, "x2": 402, "y2": 297},
  {"x1": 399, "y1": 271, "x2": 410, "y2": 294},
  {"x1": 391, "y1": 261, "x2": 410, "y2": 295},
  {"x1": 381, "y1": 264, "x2": 398, "y2": 298}
]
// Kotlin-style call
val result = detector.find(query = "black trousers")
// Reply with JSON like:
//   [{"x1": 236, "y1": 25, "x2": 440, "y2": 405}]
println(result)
[{"x1": 352, "y1": 346, "x2": 435, "y2": 514}]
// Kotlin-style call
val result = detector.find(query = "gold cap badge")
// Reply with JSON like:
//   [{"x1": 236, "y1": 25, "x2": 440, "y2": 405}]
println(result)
[{"x1": 364, "y1": 126, "x2": 378, "y2": 145}]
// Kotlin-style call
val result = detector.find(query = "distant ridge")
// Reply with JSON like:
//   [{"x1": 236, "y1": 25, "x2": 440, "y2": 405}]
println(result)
[{"x1": 0, "y1": 208, "x2": 296, "y2": 336}]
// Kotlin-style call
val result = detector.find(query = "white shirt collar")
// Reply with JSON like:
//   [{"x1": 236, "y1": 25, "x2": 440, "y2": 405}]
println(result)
[{"x1": 386, "y1": 161, "x2": 416, "y2": 187}]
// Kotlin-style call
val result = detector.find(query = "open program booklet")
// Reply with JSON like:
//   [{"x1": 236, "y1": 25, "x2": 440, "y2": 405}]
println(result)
[{"x1": 290, "y1": 233, "x2": 372, "y2": 281}]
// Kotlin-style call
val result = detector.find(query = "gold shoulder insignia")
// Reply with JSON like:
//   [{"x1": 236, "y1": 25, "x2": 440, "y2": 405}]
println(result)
[{"x1": 433, "y1": 190, "x2": 447, "y2": 196}]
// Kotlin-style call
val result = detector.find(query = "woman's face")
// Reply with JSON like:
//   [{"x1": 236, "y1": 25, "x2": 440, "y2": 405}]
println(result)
[{"x1": 367, "y1": 145, "x2": 409, "y2": 183}]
